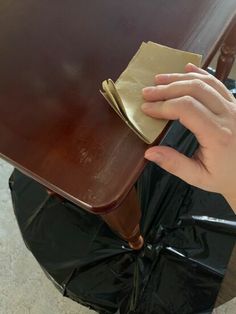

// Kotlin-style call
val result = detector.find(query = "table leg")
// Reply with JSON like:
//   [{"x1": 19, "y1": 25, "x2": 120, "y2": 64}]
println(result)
[
  {"x1": 46, "y1": 187, "x2": 144, "y2": 250},
  {"x1": 101, "y1": 187, "x2": 144, "y2": 250},
  {"x1": 215, "y1": 21, "x2": 236, "y2": 82}
]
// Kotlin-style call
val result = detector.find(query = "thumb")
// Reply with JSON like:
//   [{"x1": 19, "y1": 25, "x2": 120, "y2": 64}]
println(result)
[{"x1": 144, "y1": 146, "x2": 206, "y2": 187}]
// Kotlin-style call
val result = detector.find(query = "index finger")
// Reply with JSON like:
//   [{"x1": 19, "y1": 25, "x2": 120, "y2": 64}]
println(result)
[
  {"x1": 141, "y1": 96, "x2": 221, "y2": 147},
  {"x1": 154, "y1": 73, "x2": 234, "y2": 103}
]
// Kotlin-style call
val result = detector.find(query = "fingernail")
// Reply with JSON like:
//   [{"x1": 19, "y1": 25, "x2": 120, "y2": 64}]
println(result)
[
  {"x1": 144, "y1": 152, "x2": 163, "y2": 163},
  {"x1": 142, "y1": 86, "x2": 155, "y2": 95},
  {"x1": 186, "y1": 62, "x2": 198, "y2": 69},
  {"x1": 155, "y1": 74, "x2": 169, "y2": 82},
  {"x1": 141, "y1": 103, "x2": 151, "y2": 111}
]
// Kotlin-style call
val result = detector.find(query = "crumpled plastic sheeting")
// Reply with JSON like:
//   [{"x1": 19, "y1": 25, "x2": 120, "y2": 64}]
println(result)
[{"x1": 9, "y1": 80, "x2": 236, "y2": 314}]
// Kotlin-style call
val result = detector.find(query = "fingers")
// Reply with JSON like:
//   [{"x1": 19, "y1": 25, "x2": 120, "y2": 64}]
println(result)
[
  {"x1": 155, "y1": 73, "x2": 234, "y2": 102},
  {"x1": 154, "y1": 64, "x2": 235, "y2": 103},
  {"x1": 142, "y1": 63, "x2": 236, "y2": 199},
  {"x1": 186, "y1": 64, "x2": 235, "y2": 102},
  {"x1": 141, "y1": 96, "x2": 220, "y2": 146},
  {"x1": 143, "y1": 79, "x2": 231, "y2": 114},
  {"x1": 144, "y1": 145, "x2": 208, "y2": 187},
  {"x1": 185, "y1": 63, "x2": 209, "y2": 75}
]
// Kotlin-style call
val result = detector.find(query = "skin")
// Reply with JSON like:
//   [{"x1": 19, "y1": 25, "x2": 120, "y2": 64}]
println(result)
[{"x1": 141, "y1": 63, "x2": 236, "y2": 214}]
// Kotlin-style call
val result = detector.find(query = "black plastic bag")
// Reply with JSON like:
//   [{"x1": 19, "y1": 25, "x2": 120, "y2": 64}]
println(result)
[{"x1": 9, "y1": 77, "x2": 236, "y2": 314}]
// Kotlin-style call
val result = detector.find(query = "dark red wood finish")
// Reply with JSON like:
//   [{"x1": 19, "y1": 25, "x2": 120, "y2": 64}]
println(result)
[
  {"x1": 216, "y1": 17, "x2": 236, "y2": 81},
  {"x1": 0, "y1": 0, "x2": 236, "y2": 213}
]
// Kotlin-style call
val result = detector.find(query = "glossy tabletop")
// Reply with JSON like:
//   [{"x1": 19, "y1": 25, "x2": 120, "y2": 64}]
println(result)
[{"x1": 0, "y1": 0, "x2": 236, "y2": 213}]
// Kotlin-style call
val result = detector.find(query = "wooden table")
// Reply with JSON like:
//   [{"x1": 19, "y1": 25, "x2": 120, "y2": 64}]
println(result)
[
  {"x1": 0, "y1": 0, "x2": 236, "y2": 248},
  {"x1": 216, "y1": 17, "x2": 236, "y2": 81}
]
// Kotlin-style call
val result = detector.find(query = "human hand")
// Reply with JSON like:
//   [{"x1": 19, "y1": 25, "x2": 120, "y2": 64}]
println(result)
[{"x1": 141, "y1": 63, "x2": 236, "y2": 212}]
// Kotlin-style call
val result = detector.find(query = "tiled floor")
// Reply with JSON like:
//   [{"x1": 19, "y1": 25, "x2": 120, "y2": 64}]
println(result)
[{"x1": 0, "y1": 56, "x2": 236, "y2": 314}]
